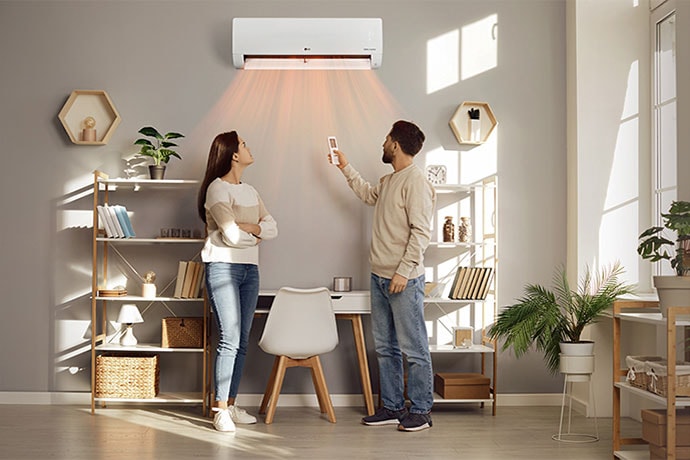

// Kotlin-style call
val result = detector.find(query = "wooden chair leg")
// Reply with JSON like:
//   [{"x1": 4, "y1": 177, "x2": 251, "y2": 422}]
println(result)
[
  {"x1": 260, "y1": 356, "x2": 280, "y2": 414},
  {"x1": 311, "y1": 356, "x2": 336, "y2": 423},
  {"x1": 308, "y1": 357, "x2": 327, "y2": 414},
  {"x1": 265, "y1": 356, "x2": 288, "y2": 424}
]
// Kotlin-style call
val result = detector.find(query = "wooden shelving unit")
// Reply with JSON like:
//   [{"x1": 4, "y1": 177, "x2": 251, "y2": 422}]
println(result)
[
  {"x1": 424, "y1": 175, "x2": 497, "y2": 414},
  {"x1": 89, "y1": 170, "x2": 209, "y2": 414},
  {"x1": 612, "y1": 299, "x2": 690, "y2": 459}
]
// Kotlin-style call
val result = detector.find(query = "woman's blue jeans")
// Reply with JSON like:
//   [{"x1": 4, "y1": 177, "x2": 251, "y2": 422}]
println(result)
[
  {"x1": 205, "y1": 262, "x2": 259, "y2": 402},
  {"x1": 370, "y1": 273, "x2": 434, "y2": 414}
]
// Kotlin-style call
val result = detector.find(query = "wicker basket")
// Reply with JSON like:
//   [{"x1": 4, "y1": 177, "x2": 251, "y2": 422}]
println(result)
[
  {"x1": 161, "y1": 317, "x2": 203, "y2": 348},
  {"x1": 625, "y1": 355, "x2": 664, "y2": 390},
  {"x1": 647, "y1": 360, "x2": 690, "y2": 397},
  {"x1": 95, "y1": 353, "x2": 159, "y2": 399}
]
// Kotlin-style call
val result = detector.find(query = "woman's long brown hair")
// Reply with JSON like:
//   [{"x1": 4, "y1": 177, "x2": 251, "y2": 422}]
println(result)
[{"x1": 197, "y1": 131, "x2": 239, "y2": 223}]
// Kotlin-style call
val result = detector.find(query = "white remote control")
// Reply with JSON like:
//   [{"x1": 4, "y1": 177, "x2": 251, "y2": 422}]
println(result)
[{"x1": 328, "y1": 136, "x2": 340, "y2": 165}]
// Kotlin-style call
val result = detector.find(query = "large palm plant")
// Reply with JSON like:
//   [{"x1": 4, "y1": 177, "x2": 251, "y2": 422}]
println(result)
[{"x1": 488, "y1": 262, "x2": 635, "y2": 374}]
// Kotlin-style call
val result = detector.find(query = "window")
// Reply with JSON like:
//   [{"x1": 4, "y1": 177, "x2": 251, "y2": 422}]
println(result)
[{"x1": 651, "y1": 0, "x2": 677, "y2": 276}]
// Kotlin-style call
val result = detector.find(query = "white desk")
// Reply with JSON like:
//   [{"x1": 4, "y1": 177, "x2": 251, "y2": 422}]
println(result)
[{"x1": 256, "y1": 290, "x2": 374, "y2": 415}]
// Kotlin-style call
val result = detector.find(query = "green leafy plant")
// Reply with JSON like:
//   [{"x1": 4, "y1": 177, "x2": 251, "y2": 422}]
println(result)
[
  {"x1": 134, "y1": 126, "x2": 185, "y2": 166},
  {"x1": 488, "y1": 262, "x2": 635, "y2": 374},
  {"x1": 637, "y1": 200, "x2": 690, "y2": 276}
]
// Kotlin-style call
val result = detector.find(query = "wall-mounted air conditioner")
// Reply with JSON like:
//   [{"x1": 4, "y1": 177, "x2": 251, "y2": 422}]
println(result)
[{"x1": 232, "y1": 18, "x2": 383, "y2": 70}]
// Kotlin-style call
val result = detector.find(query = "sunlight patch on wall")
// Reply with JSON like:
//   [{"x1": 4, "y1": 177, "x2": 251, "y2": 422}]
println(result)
[
  {"x1": 600, "y1": 59, "x2": 641, "y2": 284},
  {"x1": 459, "y1": 133, "x2": 498, "y2": 184},
  {"x1": 621, "y1": 61, "x2": 639, "y2": 120},
  {"x1": 426, "y1": 29, "x2": 459, "y2": 94},
  {"x1": 600, "y1": 204, "x2": 639, "y2": 283},
  {"x1": 425, "y1": 146, "x2": 459, "y2": 184},
  {"x1": 461, "y1": 14, "x2": 498, "y2": 81},
  {"x1": 63, "y1": 174, "x2": 93, "y2": 200},
  {"x1": 600, "y1": 119, "x2": 639, "y2": 282},
  {"x1": 55, "y1": 320, "x2": 91, "y2": 358},
  {"x1": 605, "y1": 120, "x2": 639, "y2": 210},
  {"x1": 57, "y1": 210, "x2": 92, "y2": 231}
]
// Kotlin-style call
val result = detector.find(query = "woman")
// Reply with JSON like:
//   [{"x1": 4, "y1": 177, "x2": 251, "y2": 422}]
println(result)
[{"x1": 197, "y1": 131, "x2": 278, "y2": 432}]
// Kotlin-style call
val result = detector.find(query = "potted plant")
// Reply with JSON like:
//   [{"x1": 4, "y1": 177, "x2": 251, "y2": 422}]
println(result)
[
  {"x1": 488, "y1": 262, "x2": 635, "y2": 375},
  {"x1": 134, "y1": 126, "x2": 185, "y2": 179},
  {"x1": 637, "y1": 200, "x2": 690, "y2": 317}
]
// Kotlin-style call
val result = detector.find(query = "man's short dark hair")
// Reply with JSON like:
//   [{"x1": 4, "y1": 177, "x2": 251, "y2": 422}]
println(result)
[{"x1": 389, "y1": 120, "x2": 425, "y2": 156}]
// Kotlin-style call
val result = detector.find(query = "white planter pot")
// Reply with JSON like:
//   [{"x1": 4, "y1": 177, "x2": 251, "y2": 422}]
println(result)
[
  {"x1": 559, "y1": 341, "x2": 594, "y2": 356},
  {"x1": 653, "y1": 275, "x2": 690, "y2": 318},
  {"x1": 559, "y1": 342, "x2": 595, "y2": 381},
  {"x1": 559, "y1": 354, "x2": 595, "y2": 376}
]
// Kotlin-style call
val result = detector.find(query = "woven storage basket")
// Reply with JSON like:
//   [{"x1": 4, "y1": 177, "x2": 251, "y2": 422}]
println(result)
[
  {"x1": 626, "y1": 355, "x2": 664, "y2": 390},
  {"x1": 95, "y1": 353, "x2": 159, "y2": 399},
  {"x1": 647, "y1": 360, "x2": 690, "y2": 397},
  {"x1": 161, "y1": 317, "x2": 203, "y2": 348}
]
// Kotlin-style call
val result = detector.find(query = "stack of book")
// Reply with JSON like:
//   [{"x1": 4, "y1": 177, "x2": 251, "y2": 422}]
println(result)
[
  {"x1": 173, "y1": 261, "x2": 205, "y2": 298},
  {"x1": 448, "y1": 267, "x2": 493, "y2": 300},
  {"x1": 97, "y1": 204, "x2": 135, "y2": 238}
]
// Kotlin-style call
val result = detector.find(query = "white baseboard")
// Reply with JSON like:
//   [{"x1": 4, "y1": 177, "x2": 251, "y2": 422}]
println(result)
[{"x1": 0, "y1": 392, "x2": 571, "y2": 408}]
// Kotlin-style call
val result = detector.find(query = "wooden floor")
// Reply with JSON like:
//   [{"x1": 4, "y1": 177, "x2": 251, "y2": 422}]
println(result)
[{"x1": 0, "y1": 404, "x2": 642, "y2": 459}]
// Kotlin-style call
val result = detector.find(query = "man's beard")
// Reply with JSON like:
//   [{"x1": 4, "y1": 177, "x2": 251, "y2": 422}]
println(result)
[{"x1": 382, "y1": 148, "x2": 393, "y2": 164}]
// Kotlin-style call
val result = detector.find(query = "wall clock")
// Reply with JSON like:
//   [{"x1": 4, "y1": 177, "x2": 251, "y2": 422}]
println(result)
[{"x1": 426, "y1": 165, "x2": 447, "y2": 185}]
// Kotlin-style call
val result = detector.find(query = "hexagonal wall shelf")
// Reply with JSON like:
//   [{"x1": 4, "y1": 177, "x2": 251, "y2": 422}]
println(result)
[
  {"x1": 449, "y1": 101, "x2": 497, "y2": 145},
  {"x1": 58, "y1": 90, "x2": 121, "y2": 145}
]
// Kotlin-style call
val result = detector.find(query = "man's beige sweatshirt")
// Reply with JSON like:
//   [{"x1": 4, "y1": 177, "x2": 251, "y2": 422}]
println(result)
[{"x1": 341, "y1": 163, "x2": 436, "y2": 280}]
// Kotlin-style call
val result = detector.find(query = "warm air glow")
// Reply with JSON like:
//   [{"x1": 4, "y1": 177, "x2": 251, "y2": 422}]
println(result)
[
  {"x1": 188, "y1": 70, "x2": 404, "y2": 163},
  {"x1": 244, "y1": 58, "x2": 372, "y2": 70},
  {"x1": 461, "y1": 14, "x2": 498, "y2": 80},
  {"x1": 426, "y1": 30, "x2": 459, "y2": 94}
]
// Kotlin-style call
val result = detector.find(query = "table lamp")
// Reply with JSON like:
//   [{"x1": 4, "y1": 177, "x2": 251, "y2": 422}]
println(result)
[{"x1": 117, "y1": 304, "x2": 144, "y2": 346}]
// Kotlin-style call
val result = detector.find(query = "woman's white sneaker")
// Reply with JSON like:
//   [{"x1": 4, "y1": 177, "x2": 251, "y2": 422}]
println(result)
[
  {"x1": 212, "y1": 408, "x2": 236, "y2": 432},
  {"x1": 229, "y1": 405, "x2": 257, "y2": 424}
]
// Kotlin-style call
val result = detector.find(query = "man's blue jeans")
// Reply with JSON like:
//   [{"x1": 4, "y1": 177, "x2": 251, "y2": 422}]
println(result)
[
  {"x1": 205, "y1": 262, "x2": 259, "y2": 401},
  {"x1": 370, "y1": 273, "x2": 434, "y2": 414}
]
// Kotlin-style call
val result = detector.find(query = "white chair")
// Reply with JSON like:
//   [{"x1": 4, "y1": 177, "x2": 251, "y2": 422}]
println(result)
[{"x1": 258, "y1": 287, "x2": 339, "y2": 424}]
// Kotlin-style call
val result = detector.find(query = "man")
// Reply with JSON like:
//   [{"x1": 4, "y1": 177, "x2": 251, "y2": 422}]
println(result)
[{"x1": 329, "y1": 120, "x2": 436, "y2": 432}]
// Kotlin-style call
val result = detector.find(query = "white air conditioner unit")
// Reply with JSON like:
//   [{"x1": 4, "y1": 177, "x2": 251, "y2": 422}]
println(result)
[{"x1": 232, "y1": 18, "x2": 383, "y2": 70}]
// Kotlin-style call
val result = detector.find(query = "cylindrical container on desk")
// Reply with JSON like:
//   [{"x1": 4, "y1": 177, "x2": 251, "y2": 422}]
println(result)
[{"x1": 333, "y1": 277, "x2": 352, "y2": 292}]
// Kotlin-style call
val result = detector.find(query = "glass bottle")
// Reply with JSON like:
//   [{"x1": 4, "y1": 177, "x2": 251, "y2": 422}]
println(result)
[
  {"x1": 458, "y1": 217, "x2": 472, "y2": 242},
  {"x1": 443, "y1": 216, "x2": 455, "y2": 243}
]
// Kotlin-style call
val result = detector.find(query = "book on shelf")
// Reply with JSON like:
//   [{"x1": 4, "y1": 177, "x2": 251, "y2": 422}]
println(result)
[
  {"x1": 461, "y1": 267, "x2": 480, "y2": 299},
  {"x1": 448, "y1": 266, "x2": 464, "y2": 300},
  {"x1": 101, "y1": 205, "x2": 120, "y2": 237},
  {"x1": 448, "y1": 266, "x2": 494, "y2": 300},
  {"x1": 96, "y1": 205, "x2": 115, "y2": 238},
  {"x1": 173, "y1": 260, "x2": 205, "y2": 298},
  {"x1": 97, "y1": 204, "x2": 135, "y2": 238},
  {"x1": 182, "y1": 262, "x2": 199, "y2": 298},
  {"x1": 477, "y1": 268, "x2": 494, "y2": 299},
  {"x1": 446, "y1": 268, "x2": 462, "y2": 299},
  {"x1": 193, "y1": 263, "x2": 205, "y2": 298},
  {"x1": 470, "y1": 268, "x2": 489, "y2": 299},
  {"x1": 106, "y1": 204, "x2": 125, "y2": 237},
  {"x1": 173, "y1": 261, "x2": 188, "y2": 298},
  {"x1": 113, "y1": 205, "x2": 135, "y2": 238}
]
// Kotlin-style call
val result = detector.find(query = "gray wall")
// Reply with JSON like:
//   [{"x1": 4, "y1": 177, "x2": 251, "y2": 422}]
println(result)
[{"x1": 0, "y1": 0, "x2": 566, "y2": 396}]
